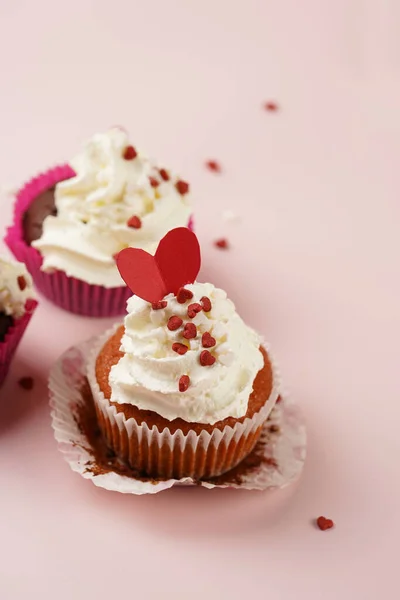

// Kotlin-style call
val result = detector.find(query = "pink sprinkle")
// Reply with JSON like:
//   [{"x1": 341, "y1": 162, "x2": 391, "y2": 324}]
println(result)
[
  {"x1": 167, "y1": 316, "x2": 183, "y2": 331},
  {"x1": 187, "y1": 303, "x2": 202, "y2": 319},
  {"x1": 179, "y1": 375, "x2": 190, "y2": 392},
  {"x1": 127, "y1": 215, "x2": 142, "y2": 229},
  {"x1": 172, "y1": 342, "x2": 188, "y2": 355},
  {"x1": 149, "y1": 176, "x2": 160, "y2": 188},
  {"x1": 183, "y1": 322, "x2": 197, "y2": 339},
  {"x1": 152, "y1": 301, "x2": 167, "y2": 310},
  {"x1": 214, "y1": 238, "x2": 229, "y2": 250},
  {"x1": 264, "y1": 101, "x2": 278, "y2": 112},
  {"x1": 200, "y1": 296, "x2": 212, "y2": 312},
  {"x1": 206, "y1": 160, "x2": 221, "y2": 173},
  {"x1": 199, "y1": 350, "x2": 216, "y2": 367},
  {"x1": 159, "y1": 168, "x2": 170, "y2": 181},
  {"x1": 176, "y1": 180, "x2": 190, "y2": 195},
  {"x1": 176, "y1": 287, "x2": 194, "y2": 304},
  {"x1": 123, "y1": 145, "x2": 137, "y2": 160}
]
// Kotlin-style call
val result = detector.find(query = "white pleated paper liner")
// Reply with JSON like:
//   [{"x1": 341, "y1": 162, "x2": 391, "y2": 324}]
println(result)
[{"x1": 49, "y1": 335, "x2": 306, "y2": 495}]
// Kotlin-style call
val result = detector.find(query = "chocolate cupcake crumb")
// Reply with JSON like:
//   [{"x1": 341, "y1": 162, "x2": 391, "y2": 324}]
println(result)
[
  {"x1": 23, "y1": 186, "x2": 57, "y2": 245},
  {"x1": 18, "y1": 376, "x2": 34, "y2": 390},
  {"x1": 202, "y1": 442, "x2": 277, "y2": 486}
]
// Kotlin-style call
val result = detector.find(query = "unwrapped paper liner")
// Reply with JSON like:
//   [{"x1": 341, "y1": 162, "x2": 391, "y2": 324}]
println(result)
[
  {"x1": 0, "y1": 299, "x2": 38, "y2": 386},
  {"x1": 49, "y1": 333, "x2": 306, "y2": 494},
  {"x1": 4, "y1": 166, "x2": 194, "y2": 317}
]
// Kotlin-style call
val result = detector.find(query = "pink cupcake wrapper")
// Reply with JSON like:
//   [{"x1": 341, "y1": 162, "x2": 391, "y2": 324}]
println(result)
[
  {"x1": 0, "y1": 299, "x2": 38, "y2": 387},
  {"x1": 5, "y1": 166, "x2": 194, "y2": 318}
]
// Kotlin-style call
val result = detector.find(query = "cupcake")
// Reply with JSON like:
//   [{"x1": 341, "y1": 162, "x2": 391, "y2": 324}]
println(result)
[
  {"x1": 5, "y1": 128, "x2": 193, "y2": 317},
  {"x1": 87, "y1": 228, "x2": 279, "y2": 479},
  {"x1": 0, "y1": 256, "x2": 37, "y2": 386}
]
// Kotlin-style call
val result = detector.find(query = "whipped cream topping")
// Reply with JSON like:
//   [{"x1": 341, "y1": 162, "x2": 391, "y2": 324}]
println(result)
[
  {"x1": 0, "y1": 256, "x2": 35, "y2": 318},
  {"x1": 109, "y1": 282, "x2": 265, "y2": 425},
  {"x1": 33, "y1": 129, "x2": 192, "y2": 287}
]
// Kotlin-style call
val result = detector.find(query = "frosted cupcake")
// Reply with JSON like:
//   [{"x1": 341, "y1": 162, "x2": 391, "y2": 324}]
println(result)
[
  {"x1": 5, "y1": 128, "x2": 193, "y2": 317},
  {"x1": 87, "y1": 228, "x2": 279, "y2": 479},
  {"x1": 0, "y1": 257, "x2": 37, "y2": 386}
]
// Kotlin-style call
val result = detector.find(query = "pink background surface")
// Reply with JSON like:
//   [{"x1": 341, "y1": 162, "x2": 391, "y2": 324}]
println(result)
[{"x1": 1, "y1": 1, "x2": 399, "y2": 598}]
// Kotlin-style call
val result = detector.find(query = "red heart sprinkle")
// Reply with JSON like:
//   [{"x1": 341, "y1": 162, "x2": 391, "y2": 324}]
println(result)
[
  {"x1": 206, "y1": 160, "x2": 221, "y2": 173},
  {"x1": 202, "y1": 332, "x2": 216, "y2": 348},
  {"x1": 167, "y1": 316, "x2": 183, "y2": 331},
  {"x1": 172, "y1": 342, "x2": 188, "y2": 355},
  {"x1": 123, "y1": 145, "x2": 137, "y2": 160},
  {"x1": 149, "y1": 176, "x2": 159, "y2": 188},
  {"x1": 179, "y1": 374, "x2": 190, "y2": 392},
  {"x1": 152, "y1": 301, "x2": 167, "y2": 310},
  {"x1": 187, "y1": 303, "x2": 202, "y2": 319},
  {"x1": 316, "y1": 517, "x2": 334, "y2": 531},
  {"x1": 17, "y1": 275, "x2": 27, "y2": 291},
  {"x1": 159, "y1": 168, "x2": 170, "y2": 181},
  {"x1": 200, "y1": 296, "x2": 212, "y2": 312},
  {"x1": 18, "y1": 376, "x2": 34, "y2": 390},
  {"x1": 264, "y1": 101, "x2": 278, "y2": 112},
  {"x1": 200, "y1": 350, "x2": 216, "y2": 366},
  {"x1": 183, "y1": 322, "x2": 197, "y2": 339},
  {"x1": 176, "y1": 287, "x2": 194, "y2": 304},
  {"x1": 176, "y1": 180, "x2": 190, "y2": 195},
  {"x1": 214, "y1": 238, "x2": 229, "y2": 249},
  {"x1": 127, "y1": 215, "x2": 142, "y2": 229}
]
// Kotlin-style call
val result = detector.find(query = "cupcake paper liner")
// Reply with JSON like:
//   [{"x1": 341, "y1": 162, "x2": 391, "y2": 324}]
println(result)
[
  {"x1": 5, "y1": 166, "x2": 193, "y2": 317},
  {"x1": 49, "y1": 332, "x2": 306, "y2": 494},
  {"x1": 0, "y1": 299, "x2": 38, "y2": 386}
]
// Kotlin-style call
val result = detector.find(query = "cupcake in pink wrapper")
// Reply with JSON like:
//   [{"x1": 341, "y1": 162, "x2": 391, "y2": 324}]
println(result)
[
  {"x1": 5, "y1": 128, "x2": 193, "y2": 317},
  {"x1": 0, "y1": 256, "x2": 38, "y2": 386}
]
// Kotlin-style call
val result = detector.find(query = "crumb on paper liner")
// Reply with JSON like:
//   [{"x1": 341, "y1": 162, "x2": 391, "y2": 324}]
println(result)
[{"x1": 49, "y1": 335, "x2": 306, "y2": 495}]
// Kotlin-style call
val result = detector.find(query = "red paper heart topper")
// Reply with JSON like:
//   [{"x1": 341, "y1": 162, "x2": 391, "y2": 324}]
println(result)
[{"x1": 116, "y1": 227, "x2": 201, "y2": 303}]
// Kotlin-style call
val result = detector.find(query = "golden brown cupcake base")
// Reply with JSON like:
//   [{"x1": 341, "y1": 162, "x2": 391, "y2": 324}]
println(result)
[{"x1": 92, "y1": 326, "x2": 275, "y2": 479}]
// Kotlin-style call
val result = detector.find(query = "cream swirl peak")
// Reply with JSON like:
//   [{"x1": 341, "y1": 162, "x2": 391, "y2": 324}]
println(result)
[
  {"x1": 0, "y1": 257, "x2": 35, "y2": 318},
  {"x1": 109, "y1": 282, "x2": 264, "y2": 424},
  {"x1": 33, "y1": 128, "x2": 192, "y2": 288}
]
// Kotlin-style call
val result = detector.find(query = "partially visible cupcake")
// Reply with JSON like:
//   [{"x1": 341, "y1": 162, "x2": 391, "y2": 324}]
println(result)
[
  {"x1": 0, "y1": 257, "x2": 37, "y2": 386},
  {"x1": 87, "y1": 228, "x2": 279, "y2": 479},
  {"x1": 5, "y1": 128, "x2": 193, "y2": 317}
]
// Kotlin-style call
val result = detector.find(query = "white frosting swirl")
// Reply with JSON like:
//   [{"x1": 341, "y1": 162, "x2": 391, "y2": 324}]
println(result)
[
  {"x1": 109, "y1": 282, "x2": 265, "y2": 425},
  {"x1": 33, "y1": 129, "x2": 192, "y2": 287},
  {"x1": 0, "y1": 256, "x2": 35, "y2": 318}
]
